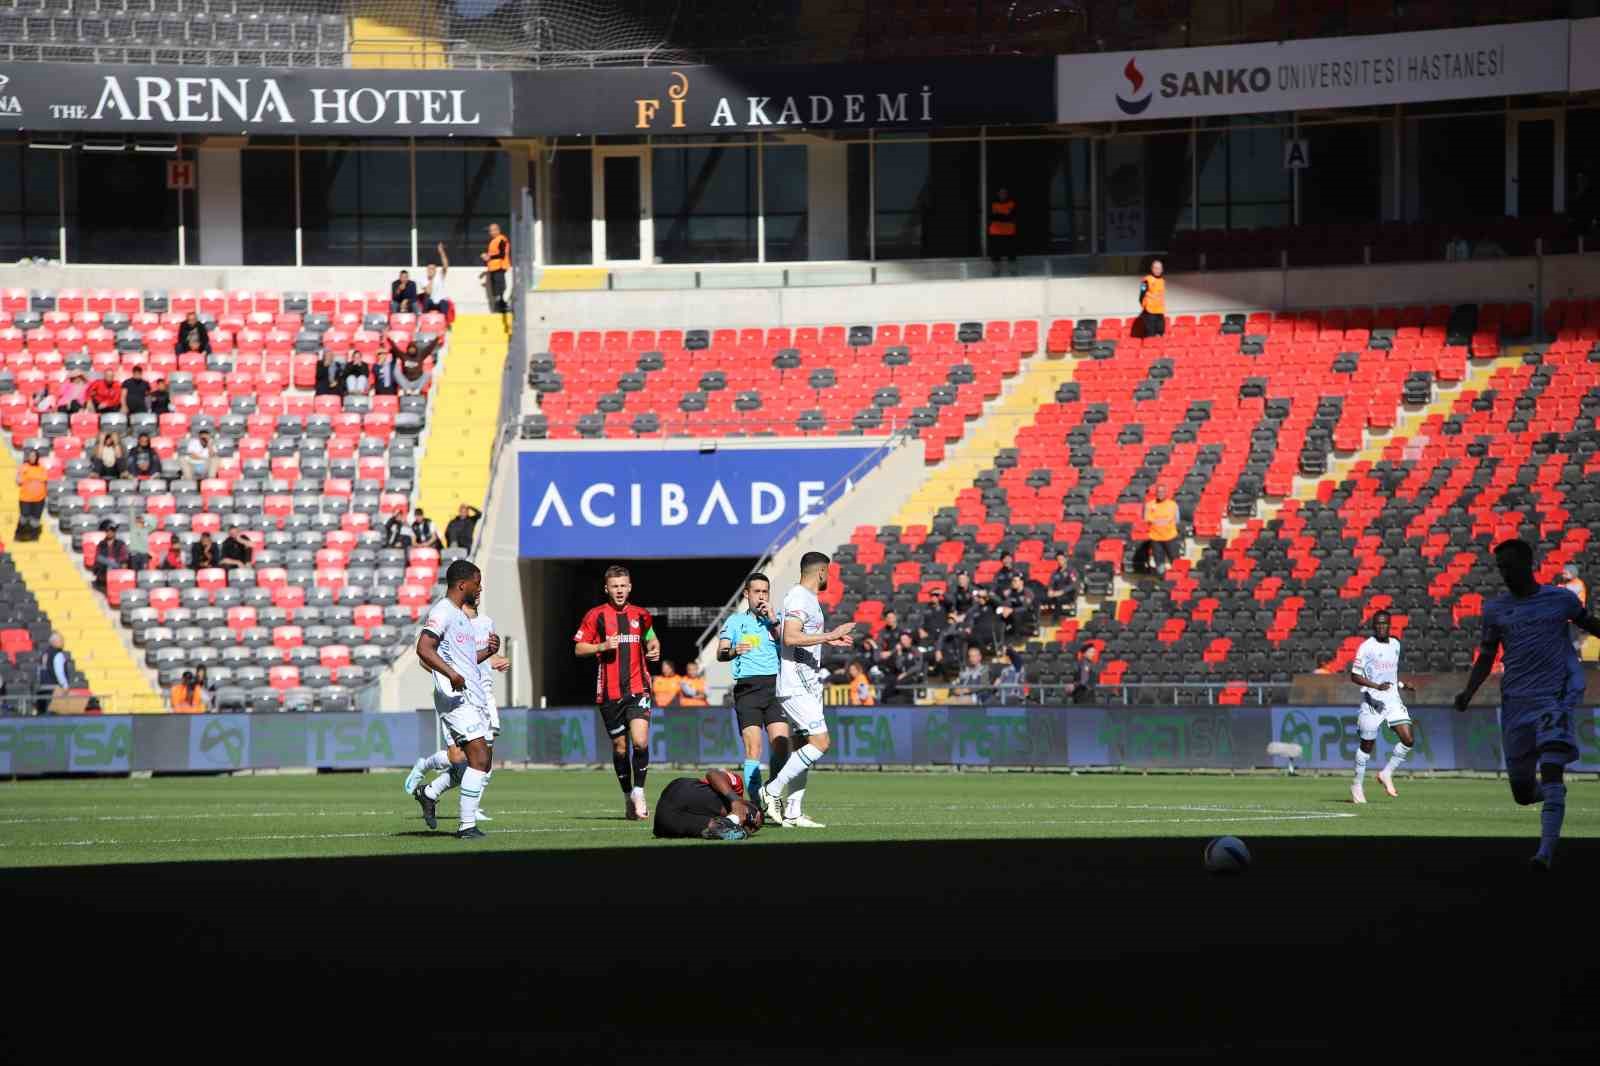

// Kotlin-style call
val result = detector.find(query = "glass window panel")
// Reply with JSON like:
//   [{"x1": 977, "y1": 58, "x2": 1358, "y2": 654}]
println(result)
[
  {"x1": 1414, "y1": 115, "x2": 1503, "y2": 223},
  {"x1": 651, "y1": 146, "x2": 756, "y2": 264},
  {"x1": 986, "y1": 138, "x2": 1091, "y2": 256},
  {"x1": 762, "y1": 143, "x2": 807, "y2": 263},
  {"x1": 1101, "y1": 132, "x2": 1193, "y2": 253},
  {"x1": 241, "y1": 149, "x2": 297, "y2": 265},
  {"x1": 1300, "y1": 123, "x2": 1382, "y2": 226},
  {"x1": 1566, "y1": 109, "x2": 1600, "y2": 227},
  {"x1": 415, "y1": 150, "x2": 510, "y2": 268},
  {"x1": 67, "y1": 151, "x2": 185, "y2": 264},
  {"x1": 549, "y1": 149, "x2": 593, "y2": 265},
  {"x1": 300, "y1": 149, "x2": 411, "y2": 267},
  {"x1": 847, "y1": 142, "x2": 870, "y2": 260},
  {"x1": 0, "y1": 146, "x2": 60, "y2": 262},
  {"x1": 1195, "y1": 124, "x2": 1291, "y2": 231},
  {"x1": 873, "y1": 140, "x2": 979, "y2": 260}
]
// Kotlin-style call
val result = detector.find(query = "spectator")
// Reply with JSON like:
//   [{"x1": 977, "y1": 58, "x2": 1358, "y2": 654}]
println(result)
[
  {"x1": 121, "y1": 364, "x2": 151, "y2": 415},
  {"x1": 58, "y1": 369, "x2": 89, "y2": 414},
  {"x1": 372, "y1": 348, "x2": 400, "y2": 396},
  {"x1": 883, "y1": 631, "x2": 927, "y2": 704},
  {"x1": 968, "y1": 587, "x2": 1007, "y2": 654},
  {"x1": 383, "y1": 507, "x2": 413, "y2": 549},
  {"x1": 1070, "y1": 645, "x2": 1099, "y2": 704},
  {"x1": 481, "y1": 222, "x2": 510, "y2": 314},
  {"x1": 146, "y1": 376, "x2": 171, "y2": 417},
  {"x1": 220, "y1": 525, "x2": 254, "y2": 570},
  {"x1": 942, "y1": 570, "x2": 976, "y2": 619},
  {"x1": 176, "y1": 311, "x2": 210, "y2": 355},
  {"x1": 396, "y1": 344, "x2": 431, "y2": 396},
  {"x1": 91, "y1": 432, "x2": 125, "y2": 479},
  {"x1": 126, "y1": 433, "x2": 160, "y2": 480},
  {"x1": 988, "y1": 186, "x2": 1018, "y2": 276},
  {"x1": 932, "y1": 609, "x2": 969, "y2": 680},
  {"x1": 182, "y1": 331, "x2": 206, "y2": 364},
  {"x1": 390, "y1": 270, "x2": 419, "y2": 314},
  {"x1": 170, "y1": 671, "x2": 206, "y2": 714},
  {"x1": 1563, "y1": 565, "x2": 1588, "y2": 653},
  {"x1": 34, "y1": 633, "x2": 73, "y2": 715},
  {"x1": 92, "y1": 519, "x2": 131, "y2": 590},
  {"x1": 422, "y1": 243, "x2": 454, "y2": 323},
  {"x1": 651, "y1": 660, "x2": 681, "y2": 708},
  {"x1": 194, "y1": 665, "x2": 214, "y2": 694},
  {"x1": 1045, "y1": 551, "x2": 1079, "y2": 615},
  {"x1": 877, "y1": 609, "x2": 902, "y2": 649},
  {"x1": 1138, "y1": 258, "x2": 1166, "y2": 338},
  {"x1": 954, "y1": 645, "x2": 990, "y2": 701},
  {"x1": 678, "y1": 660, "x2": 709, "y2": 706},
  {"x1": 125, "y1": 506, "x2": 153, "y2": 572},
  {"x1": 190, "y1": 531, "x2": 221, "y2": 571},
  {"x1": 995, "y1": 650, "x2": 1026, "y2": 706},
  {"x1": 184, "y1": 430, "x2": 215, "y2": 481},
  {"x1": 87, "y1": 372, "x2": 123, "y2": 414},
  {"x1": 411, "y1": 508, "x2": 443, "y2": 550},
  {"x1": 314, "y1": 350, "x2": 345, "y2": 397},
  {"x1": 999, "y1": 573, "x2": 1038, "y2": 639},
  {"x1": 445, "y1": 504, "x2": 482, "y2": 549},
  {"x1": 991, "y1": 552, "x2": 1016, "y2": 593},
  {"x1": 846, "y1": 660, "x2": 876, "y2": 705},
  {"x1": 341, "y1": 351, "x2": 372, "y2": 396},
  {"x1": 1444, "y1": 234, "x2": 1471, "y2": 261},
  {"x1": 1140, "y1": 484, "x2": 1182, "y2": 576},
  {"x1": 159, "y1": 540, "x2": 187, "y2": 570},
  {"x1": 14, "y1": 448, "x2": 48, "y2": 542}
]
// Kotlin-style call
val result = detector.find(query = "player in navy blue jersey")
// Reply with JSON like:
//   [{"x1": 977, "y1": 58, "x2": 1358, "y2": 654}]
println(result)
[{"x1": 1455, "y1": 539, "x2": 1600, "y2": 869}]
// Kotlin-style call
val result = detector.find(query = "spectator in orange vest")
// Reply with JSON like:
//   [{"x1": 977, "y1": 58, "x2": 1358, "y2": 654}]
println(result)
[
  {"x1": 988, "y1": 188, "x2": 1018, "y2": 276},
  {"x1": 1140, "y1": 484, "x2": 1182, "y2": 575},
  {"x1": 847, "y1": 660, "x2": 876, "y2": 706},
  {"x1": 1139, "y1": 258, "x2": 1167, "y2": 337},
  {"x1": 651, "y1": 660, "x2": 681, "y2": 708},
  {"x1": 171, "y1": 671, "x2": 206, "y2": 714},
  {"x1": 14, "y1": 447, "x2": 49, "y2": 541},
  {"x1": 481, "y1": 222, "x2": 510, "y2": 314},
  {"x1": 678, "y1": 661, "x2": 709, "y2": 707}
]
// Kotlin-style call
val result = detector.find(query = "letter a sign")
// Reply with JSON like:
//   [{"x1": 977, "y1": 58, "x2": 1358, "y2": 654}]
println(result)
[
  {"x1": 166, "y1": 159, "x2": 196, "y2": 190},
  {"x1": 1282, "y1": 139, "x2": 1310, "y2": 170}
]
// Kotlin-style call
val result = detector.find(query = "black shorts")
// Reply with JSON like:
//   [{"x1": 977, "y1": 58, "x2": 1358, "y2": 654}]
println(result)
[
  {"x1": 653, "y1": 778, "x2": 727, "y2": 838},
  {"x1": 599, "y1": 692, "x2": 653, "y2": 737},
  {"x1": 733, "y1": 675, "x2": 785, "y2": 732}
]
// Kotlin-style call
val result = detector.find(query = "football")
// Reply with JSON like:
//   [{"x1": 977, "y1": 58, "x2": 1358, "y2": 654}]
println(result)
[{"x1": 1204, "y1": 836, "x2": 1252, "y2": 875}]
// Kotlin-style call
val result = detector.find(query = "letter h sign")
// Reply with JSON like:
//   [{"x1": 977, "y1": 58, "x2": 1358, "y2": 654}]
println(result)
[{"x1": 166, "y1": 159, "x2": 196, "y2": 191}]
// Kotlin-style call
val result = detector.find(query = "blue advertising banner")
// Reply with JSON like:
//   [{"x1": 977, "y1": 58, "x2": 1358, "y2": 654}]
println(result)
[{"x1": 517, "y1": 445, "x2": 885, "y2": 558}]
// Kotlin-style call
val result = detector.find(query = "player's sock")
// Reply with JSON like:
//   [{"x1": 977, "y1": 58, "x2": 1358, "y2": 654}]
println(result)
[
  {"x1": 458, "y1": 767, "x2": 487, "y2": 830},
  {"x1": 1537, "y1": 780, "x2": 1567, "y2": 863},
  {"x1": 424, "y1": 762, "x2": 465, "y2": 801},
  {"x1": 742, "y1": 758, "x2": 761, "y2": 795},
  {"x1": 768, "y1": 736, "x2": 790, "y2": 790},
  {"x1": 631, "y1": 744, "x2": 650, "y2": 793},
  {"x1": 1353, "y1": 749, "x2": 1370, "y2": 785},
  {"x1": 1383, "y1": 743, "x2": 1411, "y2": 775},
  {"x1": 785, "y1": 786, "x2": 806, "y2": 820},
  {"x1": 769, "y1": 744, "x2": 824, "y2": 793},
  {"x1": 422, "y1": 749, "x2": 451, "y2": 773},
  {"x1": 612, "y1": 749, "x2": 633, "y2": 793}
]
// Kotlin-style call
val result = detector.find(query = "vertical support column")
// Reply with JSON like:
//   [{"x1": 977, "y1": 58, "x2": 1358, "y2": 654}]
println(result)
[
  {"x1": 196, "y1": 143, "x2": 243, "y2": 265},
  {"x1": 806, "y1": 137, "x2": 848, "y2": 261}
]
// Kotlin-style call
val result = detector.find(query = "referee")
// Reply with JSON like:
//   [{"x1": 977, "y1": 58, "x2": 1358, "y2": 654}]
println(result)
[{"x1": 717, "y1": 572, "x2": 788, "y2": 795}]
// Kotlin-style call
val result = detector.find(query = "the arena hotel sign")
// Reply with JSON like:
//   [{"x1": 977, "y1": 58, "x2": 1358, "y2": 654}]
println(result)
[{"x1": 1057, "y1": 19, "x2": 1572, "y2": 123}]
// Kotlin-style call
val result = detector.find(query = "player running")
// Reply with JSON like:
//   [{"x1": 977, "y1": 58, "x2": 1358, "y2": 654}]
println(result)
[
  {"x1": 574, "y1": 565, "x2": 661, "y2": 821},
  {"x1": 756, "y1": 551, "x2": 855, "y2": 829},
  {"x1": 1348, "y1": 610, "x2": 1414, "y2": 804},
  {"x1": 413, "y1": 561, "x2": 495, "y2": 840},
  {"x1": 652, "y1": 768, "x2": 764, "y2": 841},
  {"x1": 1455, "y1": 539, "x2": 1600, "y2": 869},
  {"x1": 717, "y1": 572, "x2": 788, "y2": 796},
  {"x1": 404, "y1": 600, "x2": 508, "y2": 820}
]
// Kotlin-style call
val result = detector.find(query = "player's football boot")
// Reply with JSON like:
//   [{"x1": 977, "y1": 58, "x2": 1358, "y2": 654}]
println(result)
[
  {"x1": 789, "y1": 815, "x2": 826, "y2": 829},
  {"x1": 703, "y1": 818, "x2": 747, "y2": 842},
  {"x1": 624, "y1": 798, "x2": 640, "y2": 821},
  {"x1": 1350, "y1": 782, "x2": 1366, "y2": 804},
  {"x1": 758, "y1": 784, "x2": 788, "y2": 827},
  {"x1": 403, "y1": 757, "x2": 426, "y2": 795},
  {"x1": 476, "y1": 810, "x2": 493, "y2": 822},
  {"x1": 632, "y1": 792, "x2": 650, "y2": 820},
  {"x1": 456, "y1": 826, "x2": 487, "y2": 840},
  {"x1": 1376, "y1": 768, "x2": 1398, "y2": 798},
  {"x1": 413, "y1": 784, "x2": 438, "y2": 829}
]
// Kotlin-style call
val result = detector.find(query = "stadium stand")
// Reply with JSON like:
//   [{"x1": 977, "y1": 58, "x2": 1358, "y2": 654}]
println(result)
[
  {"x1": 0, "y1": 541, "x2": 90, "y2": 713},
  {"x1": 0, "y1": 285, "x2": 471, "y2": 712},
  {"x1": 1167, "y1": 217, "x2": 1584, "y2": 271}
]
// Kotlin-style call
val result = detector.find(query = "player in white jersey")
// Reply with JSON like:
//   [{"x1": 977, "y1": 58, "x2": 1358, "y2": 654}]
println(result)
[
  {"x1": 756, "y1": 551, "x2": 855, "y2": 828},
  {"x1": 403, "y1": 601, "x2": 508, "y2": 820},
  {"x1": 1348, "y1": 610, "x2": 1415, "y2": 804},
  {"x1": 412, "y1": 561, "x2": 496, "y2": 839}
]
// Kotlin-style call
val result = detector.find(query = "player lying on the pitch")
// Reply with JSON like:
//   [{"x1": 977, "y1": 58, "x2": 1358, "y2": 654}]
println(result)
[{"x1": 653, "y1": 769, "x2": 765, "y2": 841}]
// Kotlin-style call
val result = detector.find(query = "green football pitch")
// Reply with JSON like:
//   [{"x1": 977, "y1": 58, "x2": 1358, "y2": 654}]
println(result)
[{"x1": 2, "y1": 768, "x2": 1593, "y2": 868}]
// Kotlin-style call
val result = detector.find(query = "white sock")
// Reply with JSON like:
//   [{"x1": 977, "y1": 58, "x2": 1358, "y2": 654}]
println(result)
[
  {"x1": 1354, "y1": 749, "x2": 1370, "y2": 785},
  {"x1": 458, "y1": 767, "x2": 487, "y2": 830},
  {"x1": 768, "y1": 744, "x2": 825, "y2": 793},
  {"x1": 785, "y1": 785, "x2": 807, "y2": 820},
  {"x1": 1383, "y1": 743, "x2": 1411, "y2": 775},
  {"x1": 424, "y1": 766, "x2": 460, "y2": 801},
  {"x1": 630, "y1": 786, "x2": 644, "y2": 801},
  {"x1": 423, "y1": 749, "x2": 451, "y2": 773}
]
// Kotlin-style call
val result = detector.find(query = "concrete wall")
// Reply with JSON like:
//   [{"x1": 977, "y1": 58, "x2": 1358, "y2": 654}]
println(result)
[
  {"x1": 197, "y1": 147, "x2": 243, "y2": 267},
  {"x1": 807, "y1": 141, "x2": 849, "y2": 261}
]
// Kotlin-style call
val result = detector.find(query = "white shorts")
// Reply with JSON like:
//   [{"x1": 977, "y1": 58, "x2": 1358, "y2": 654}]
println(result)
[
  {"x1": 1356, "y1": 693, "x2": 1411, "y2": 741},
  {"x1": 779, "y1": 692, "x2": 828, "y2": 736},
  {"x1": 435, "y1": 690, "x2": 490, "y2": 745},
  {"x1": 484, "y1": 699, "x2": 501, "y2": 740}
]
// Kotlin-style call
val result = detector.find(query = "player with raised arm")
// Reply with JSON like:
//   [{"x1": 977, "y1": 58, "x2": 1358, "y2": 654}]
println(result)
[
  {"x1": 756, "y1": 551, "x2": 855, "y2": 829},
  {"x1": 717, "y1": 572, "x2": 787, "y2": 795},
  {"x1": 1348, "y1": 610, "x2": 1415, "y2": 804},
  {"x1": 1455, "y1": 539, "x2": 1600, "y2": 869},
  {"x1": 652, "y1": 768, "x2": 764, "y2": 841},
  {"x1": 574, "y1": 565, "x2": 661, "y2": 821},
  {"x1": 412, "y1": 561, "x2": 495, "y2": 840}
]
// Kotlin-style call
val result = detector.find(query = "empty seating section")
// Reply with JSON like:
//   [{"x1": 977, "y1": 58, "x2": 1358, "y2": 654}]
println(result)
[
  {"x1": 814, "y1": 299, "x2": 1572, "y2": 695},
  {"x1": 0, "y1": 0, "x2": 348, "y2": 68},
  {"x1": 0, "y1": 284, "x2": 453, "y2": 713},
  {"x1": 528, "y1": 320, "x2": 1037, "y2": 461}
]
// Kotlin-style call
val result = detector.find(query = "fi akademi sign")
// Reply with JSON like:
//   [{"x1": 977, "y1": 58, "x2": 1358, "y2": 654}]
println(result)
[
  {"x1": 1057, "y1": 19, "x2": 1570, "y2": 124},
  {"x1": 0, "y1": 62, "x2": 514, "y2": 135}
]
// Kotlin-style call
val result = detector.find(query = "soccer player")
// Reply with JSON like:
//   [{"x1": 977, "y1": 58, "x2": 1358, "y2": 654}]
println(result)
[
  {"x1": 574, "y1": 565, "x2": 661, "y2": 820},
  {"x1": 404, "y1": 601, "x2": 508, "y2": 820},
  {"x1": 413, "y1": 561, "x2": 495, "y2": 840},
  {"x1": 1454, "y1": 539, "x2": 1600, "y2": 869},
  {"x1": 652, "y1": 768, "x2": 763, "y2": 841},
  {"x1": 717, "y1": 572, "x2": 787, "y2": 795},
  {"x1": 1348, "y1": 610, "x2": 1414, "y2": 804},
  {"x1": 757, "y1": 551, "x2": 856, "y2": 829}
]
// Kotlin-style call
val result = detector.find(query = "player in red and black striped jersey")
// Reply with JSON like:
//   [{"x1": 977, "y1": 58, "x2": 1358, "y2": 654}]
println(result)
[{"x1": 574, "y1": 564, "x2": 661, "y2": 820}]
